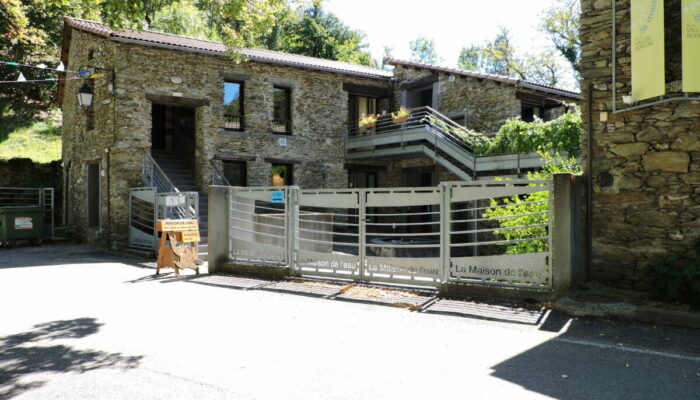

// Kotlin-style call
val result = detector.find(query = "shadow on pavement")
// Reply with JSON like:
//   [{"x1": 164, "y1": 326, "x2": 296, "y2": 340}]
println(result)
[
  {"x1": 490, "y1": 314, "x2": 700, "y2": 400},
  {"x1": 0, "y1": 318, "x2": 142, "y2": 399}
]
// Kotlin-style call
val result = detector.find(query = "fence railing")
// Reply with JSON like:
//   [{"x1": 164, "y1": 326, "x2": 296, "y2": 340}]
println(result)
[
  {"x1": 129, "y1": 188, "x2": 199, "y2": 251},
  {"x1": 142, "y1": 150, "x2": 178, "y2": 193},
  {"x1": 0, "y1": 187, "x2": 54, "y2": 239},
  {"x1": 208, "y1": 176, "x2": 578, "y2": 291}
]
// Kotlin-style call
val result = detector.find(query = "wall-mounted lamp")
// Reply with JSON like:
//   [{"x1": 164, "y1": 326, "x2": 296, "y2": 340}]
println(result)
[
  {"x1": 77, "y1": 64, "x2": 114, "y2": 109},
  {"x1": 78, "y1": 82, "x2": 94, "y2": 108}
]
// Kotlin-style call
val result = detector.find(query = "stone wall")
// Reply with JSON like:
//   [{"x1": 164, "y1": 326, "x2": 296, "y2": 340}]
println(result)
[
  {"x1": 581, "y1": 0, "x2": 700, "y2": 290},
  {"x1": 391, "y1": 64, "x2": 573, "y2": 133},
  {"x1": 62, "y1": 29, "x2": 116, "y2": 246},
  {"x1": 63, "y1": 29, "x2": 391, "y2": 247}
]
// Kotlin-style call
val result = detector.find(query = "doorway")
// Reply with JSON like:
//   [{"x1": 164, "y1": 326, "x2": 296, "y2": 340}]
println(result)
[{"x1": 151, "y1": 104, "x2": 196, "y2": 170}]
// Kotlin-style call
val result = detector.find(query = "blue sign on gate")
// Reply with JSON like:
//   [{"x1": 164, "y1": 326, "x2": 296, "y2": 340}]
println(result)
[{"x1": 271, "y1": 190, "x2": 285, "y2": 203}]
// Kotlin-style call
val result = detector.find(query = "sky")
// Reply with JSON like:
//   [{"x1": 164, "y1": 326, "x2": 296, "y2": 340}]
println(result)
[{"x1": 324, "y1": 0, "x2": 576, "y2": 88}]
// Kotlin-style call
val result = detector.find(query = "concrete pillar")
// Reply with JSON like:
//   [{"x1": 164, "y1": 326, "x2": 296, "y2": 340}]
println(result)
[
  {"x1": 207, "y1": 185, "x2": 230, "y2": 274},
  {"x1": 552, "y1": 173, "x2": 580, "y2": 296}
]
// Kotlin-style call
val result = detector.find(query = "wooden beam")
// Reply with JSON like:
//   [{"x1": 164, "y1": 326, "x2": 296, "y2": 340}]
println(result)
[
  {"x1": 400, "y1": 74, "x2": 439, "y2": 90},
  {"x1": 342, "y1": 82, "x2": 390, "y2": 98},
  {"x1": 146, "y1": 93, "x2": 210, "y2": 107}
]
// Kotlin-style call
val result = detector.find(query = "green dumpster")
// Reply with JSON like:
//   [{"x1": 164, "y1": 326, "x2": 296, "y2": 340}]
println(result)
[{"x1": 0, "y1": 206, "x2": 45, "y2": 245}]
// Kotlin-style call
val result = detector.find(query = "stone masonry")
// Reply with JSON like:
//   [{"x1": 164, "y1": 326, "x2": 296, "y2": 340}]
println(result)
[{"x1": 581, "y1": 0, "x2": 700, "y2": 290}]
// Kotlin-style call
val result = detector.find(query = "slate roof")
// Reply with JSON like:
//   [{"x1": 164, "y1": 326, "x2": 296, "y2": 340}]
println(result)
[
  {"x1": 386, "y1": 58, "x2": 581, "y2": 100},
  {"x1": 64, "y1": 17, "x2": 392, "y2": 80}
]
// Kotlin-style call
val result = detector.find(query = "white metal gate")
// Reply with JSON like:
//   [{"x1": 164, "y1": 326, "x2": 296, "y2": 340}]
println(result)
[
  {"x1": 224, "y1": 181, "x2": 555, "y2": 289},
  {"x1": 128, "y1": 188, "x2": 199, "y2": 251}
]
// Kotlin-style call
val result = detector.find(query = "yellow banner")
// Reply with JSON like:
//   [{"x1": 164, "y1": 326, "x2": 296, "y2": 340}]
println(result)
[
  {"x1": 631, "y1": 0, "x2": 665, "y2": 101},
  {"x1": 683, "y1": 0, "x2": 700, "y2": 92}
]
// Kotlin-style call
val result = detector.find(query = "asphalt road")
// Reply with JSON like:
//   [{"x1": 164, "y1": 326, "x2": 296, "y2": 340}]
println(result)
[{"x1": 1, "y1": 243, "x2": 699, "y2": 400}]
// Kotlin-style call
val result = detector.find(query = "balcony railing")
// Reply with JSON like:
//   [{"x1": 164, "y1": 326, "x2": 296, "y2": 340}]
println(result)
[
  {"x1": 272, "y1": 119, "x2": 291, "y2": 135},
  {"x1": 224, "y1": 114, "x2": 243, "y2": 131},
  {"x1": 349, "y1": 106, "x2": 475, "y2": 154}
]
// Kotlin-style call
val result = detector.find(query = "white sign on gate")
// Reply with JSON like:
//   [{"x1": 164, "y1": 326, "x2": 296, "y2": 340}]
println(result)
[{"x1": 450, "y1": 252, "x2": 550, "y2": 286}]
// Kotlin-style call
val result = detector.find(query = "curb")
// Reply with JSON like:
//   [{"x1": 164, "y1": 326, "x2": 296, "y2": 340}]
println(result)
[{"x1": 555, "y1": 297, "x2": 700, "y2": 330}]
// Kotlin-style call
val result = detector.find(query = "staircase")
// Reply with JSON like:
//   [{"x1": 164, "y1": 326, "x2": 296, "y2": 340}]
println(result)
[
  {"x1": 151, "y1": 150, "x2": 209, "y2": 260},
  {"x1": 346, "y1": 106, "x2": 549, "y2": 180}
]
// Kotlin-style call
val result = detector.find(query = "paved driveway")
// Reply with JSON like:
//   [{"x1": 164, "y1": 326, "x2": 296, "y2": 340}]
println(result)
[{"x1": 1, "y1": 243, "x2": 700, "y2": 400}]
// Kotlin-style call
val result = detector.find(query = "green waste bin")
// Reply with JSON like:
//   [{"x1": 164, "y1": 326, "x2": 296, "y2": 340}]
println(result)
[{"x1": 0, "y1": 206, "x2": 45, "y2": 245}]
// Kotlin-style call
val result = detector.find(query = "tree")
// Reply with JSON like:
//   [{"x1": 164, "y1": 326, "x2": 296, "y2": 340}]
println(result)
[
  {"x1": 456, "y1": 27, "x2": 566, "y2": 87},
  {"x1": 540, "y1": 0, "x2": 580, "y2": 76},
  {"x1": 457, "y1": 45, "x2": 481, "y2": 71},
  {"x1": 381, "y1": 45, "x2": 394, "y2": 70},
  {"x1": 409, "y1": 36, "x2": 441, "y2": 64},
  {"x1": 263, "y1": 2, "x2": 376, "y2": 67},
  {"x1": 150, "y1": 0, "x2": 214, "y2": 40}
]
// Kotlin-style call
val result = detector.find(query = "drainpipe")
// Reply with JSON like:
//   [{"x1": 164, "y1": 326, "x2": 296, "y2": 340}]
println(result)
[{"x1": 586, "y1": 82, "x2": 594, "y2": 282}]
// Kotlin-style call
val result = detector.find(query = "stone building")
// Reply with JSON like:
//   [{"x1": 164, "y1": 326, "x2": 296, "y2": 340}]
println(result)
[
  {"x1": 580, "y1": 0, "x2": 700, "y2": 290},
  {"x1": 58, "y1": 17, "x2": 578, "y2": 248}
]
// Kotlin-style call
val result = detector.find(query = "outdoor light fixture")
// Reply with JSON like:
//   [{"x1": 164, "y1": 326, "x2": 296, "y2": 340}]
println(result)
[
  {"x1": 78, "y1": 82, "x2": 93, "y2": 108},
  {"x1": 76, "y1": 64, "x2": 115, "y2": 109}
]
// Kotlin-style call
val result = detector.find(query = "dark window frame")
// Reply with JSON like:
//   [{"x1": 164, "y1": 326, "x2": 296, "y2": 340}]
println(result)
[
  {"x1": 272, "y1": 86, "x2": 292, "y2": 135},
  {"x1": 87, "y1": 162, "x2": 100, "y2": 228},
  {"x1": 223, "y1": 80, "x2": 245, "y2": 131},
  {"x1": 222, "y1": 160, "x2": 247, "y2": 186},
  {"x1": 271, "y1": 163, "x2": 293, "y2": 186}
]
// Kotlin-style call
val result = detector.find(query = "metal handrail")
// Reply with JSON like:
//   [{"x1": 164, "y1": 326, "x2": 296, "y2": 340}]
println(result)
[
  {"x1": 142, "y1": 150, "x2": 179, "y2": 193},
  {"x1": 210, "y1": 159, "x2": 232, "y2": 186}
]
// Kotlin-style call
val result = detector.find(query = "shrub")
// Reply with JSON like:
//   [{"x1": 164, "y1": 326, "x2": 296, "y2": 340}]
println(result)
[
  {"x1": 644, "y1": 240, "x2": 700, "y2": 309},
  {"x1": 482, "y1": 153, "x2": 582, "y2": 254}
]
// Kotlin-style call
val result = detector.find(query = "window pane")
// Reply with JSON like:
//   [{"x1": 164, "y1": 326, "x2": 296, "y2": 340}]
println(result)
[
  {"x1": 271, "y1": 164, "x2": 292, "y2": 186},
  {"x1": 223, "y1": 161, "x2": 247, "y2": 186},
  {"x1": 224, "y1": 82, "x2": 243, "y2": 130},
  {"x1": 273, "y1": 87, "x2": 291, "y2": 133}
]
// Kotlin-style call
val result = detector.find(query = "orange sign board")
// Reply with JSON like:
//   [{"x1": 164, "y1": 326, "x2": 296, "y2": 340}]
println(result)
[
  {"x1": 181, "y1": 231, "x2": 201, "y2": 243},
  {"x1": 157, "y1": 219, "x2": 199, "y2": 232}
]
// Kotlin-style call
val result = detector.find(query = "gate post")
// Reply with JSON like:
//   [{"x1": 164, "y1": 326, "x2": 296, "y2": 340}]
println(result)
[
  {"x1": 358, "y1": 189, "x2": 366, "y2": 283},
  {"x1": 207, "y1": 185, "x2": 231, "y2": 274},
  {"x1": 287, "y1": 186, "x2": 300, "y2": 274},
  {"x1": 440, "y1": 182, "x2": 451, "y2": 283},
  {"x1": 552, "y1": 173, "x2": 575, "y2": 296}
]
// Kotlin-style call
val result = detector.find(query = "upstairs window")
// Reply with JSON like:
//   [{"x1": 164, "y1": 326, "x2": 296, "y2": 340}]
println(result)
[
  {"x1": 272, "y1": 86, "x2": 291, "y2": 134},
  {"x1": 224, "y1": 81, "x2": 244, "y2": 131}
]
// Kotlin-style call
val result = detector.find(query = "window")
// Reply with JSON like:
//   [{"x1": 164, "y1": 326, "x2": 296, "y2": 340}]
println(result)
[
  {"x1": 349, "y1": 95, "x2": 377, "y2": 125},
  {"x1": 271, "y1": 163, "x2": 293, "y2": 186},
  {"x1": 224, "y1": 81, "x2": 244, "y2": 131},
  {"x1": 223, "y1": 161, "x2": 247, "y2": 186},
  {"x1": 87, "y1": 162, "x2": 100, "y2": 228},
  {"x1": 521, "y1": 104, "x2": 541, "y2": 122},
  {"x1": 272, "y1": 86, "x2": 291, "y2": 134}
]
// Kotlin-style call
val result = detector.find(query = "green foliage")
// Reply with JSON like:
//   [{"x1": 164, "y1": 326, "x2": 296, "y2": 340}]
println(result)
[
  {"x1": 263, "y1": 3, "x2": 376, "y2": 67},
  {"x1": 409, "y1": 36, "x2": 442, "y2": 65},
  {"x1": 540, "y1": 0, "x2": 581, "y2": 76},
  {"x1": 456, "y1": 26, "x2": 567, "y2": 87},
  {"x1": 644, "y1": 240, "x2": 700, "y2": 309},
  {"x1": 482, "y1": 153, "x2": 582, "y2": 254},
  {"x1": 474, "y1": 109, "x2": 582, "y2": 157},
  {"x1": 0, "y1": 110, "x2": 62, "y2": 162},
  {"x1": 425, "y1": 109, "x2": 582, "y2": 158}
]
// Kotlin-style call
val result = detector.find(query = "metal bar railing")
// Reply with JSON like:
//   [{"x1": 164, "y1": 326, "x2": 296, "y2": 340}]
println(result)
[{"x1": 142, "y1": 150, "x2": 179, "y2": 193}]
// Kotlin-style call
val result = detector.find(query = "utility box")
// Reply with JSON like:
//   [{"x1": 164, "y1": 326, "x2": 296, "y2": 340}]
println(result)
[{"x1": 0, "y1": 206, "x2": 45, "y2": 244}]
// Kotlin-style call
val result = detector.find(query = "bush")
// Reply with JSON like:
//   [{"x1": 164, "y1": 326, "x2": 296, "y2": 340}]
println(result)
[
  {"x1": 474, "y1": 110, "x2": 582, "y2": 157},
  {"x1": 482, "y1": 153, "x2": 582, "y2": 254},
  {"x1": 644, "y1": 240, "x2": 700, "y2": 309}
]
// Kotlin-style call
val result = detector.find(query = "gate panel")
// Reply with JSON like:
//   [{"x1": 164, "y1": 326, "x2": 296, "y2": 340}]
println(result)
[
  {"x1": 129, "y1": 187, "x2": 157, "y2": 250},
  {"x1": 362, "y1": 188, "x2": 443, "y2": 287},
  {"x1": 228, "y1": 187, "x2": 288, "y2": 265},
  {"x1": 447, "y1": 181, "x2": 553, "y2": 288},
  {"x1": 295, "y1": 189, "x2": 361, "y2": 280}
]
